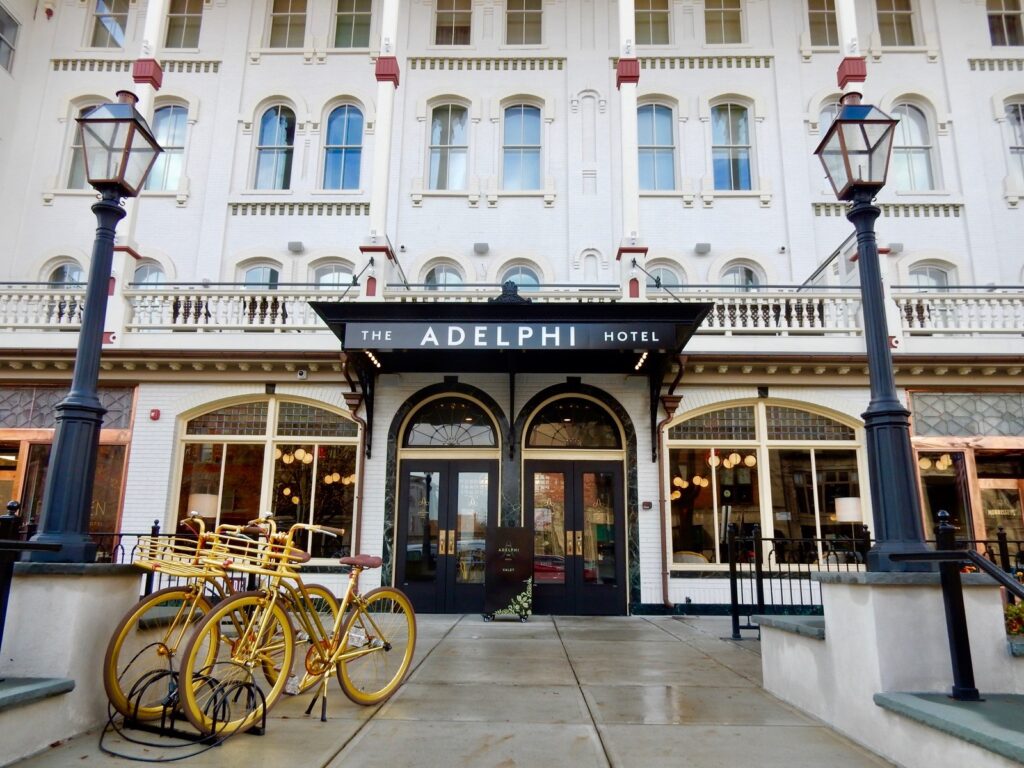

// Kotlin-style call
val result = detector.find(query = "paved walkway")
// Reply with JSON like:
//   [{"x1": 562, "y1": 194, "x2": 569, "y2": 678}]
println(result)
[{"x1": 17, "y1": 616, "x2": 891, "y2": 767}]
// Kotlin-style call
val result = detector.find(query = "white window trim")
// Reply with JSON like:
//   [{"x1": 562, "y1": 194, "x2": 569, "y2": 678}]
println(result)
[
  {"x1": 250, "y1": 104, "x2": 299, "y2": 192},
  {"x1": 702, "y1": 0, "x2": 746, "y2": 48},
  {"x1": 635, "y1": 0, "x2": 673, "y2": 48},
  {"x1": 319, "y1": 103, "x2": 365, "y2": 192},
  {"x1": 162, "y1": 0, "x2": 206, "y2": 51},
  {"x1": 0, "y1": 2, "x2": 19, "y2": 73},
  {"x1": 431, "y1": 0, "x2": 474, "y2": 49},
  {"x1": 637, "y1": 102, "x2": 678, "y2": 193},
  {"x1": 329, "y1": 0, "x2": 375, "y2": 50},
  {"x1": 82, "y1": 0, "x2": 132, "y2": 51},
  {"x1": 503, "y1": 0, "x2": 543, "y2": 48}
]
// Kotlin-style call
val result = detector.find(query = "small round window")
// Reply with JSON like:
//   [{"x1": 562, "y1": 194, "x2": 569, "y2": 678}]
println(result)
[
  {"x1": 403, "y1": 398, "x2": 497, "y2": 448},
  {"x1": 526, "y1": 398, "x2": 621, "y2": 449}
]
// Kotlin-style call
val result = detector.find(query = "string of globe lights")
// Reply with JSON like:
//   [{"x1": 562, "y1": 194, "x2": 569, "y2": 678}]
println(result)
[
  {"x1": 917, "y1": 453, "x2": 954, "y2": 472},
  {"x1": 668, "y1": 450, "x2": 758, "y2": 500},
  {"x1": 274, "y1": 447, "x2": 357, "y2": 506}
]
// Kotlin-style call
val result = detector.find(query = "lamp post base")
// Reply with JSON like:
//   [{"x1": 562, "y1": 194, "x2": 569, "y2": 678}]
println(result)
[{"x1": 24, "y1": 532, "x2": 98, "y2": 564}]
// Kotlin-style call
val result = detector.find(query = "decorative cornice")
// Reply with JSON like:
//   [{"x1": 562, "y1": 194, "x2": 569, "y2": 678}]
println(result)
[
  {"x1": 968, "y1": 58, "x2": 1024, "y2": 72},
  {"x1": 407, "y1": 57, "x2": 565, "y2": 71},
  {"x1": 229, "y1": 202, "x2": 370, "y2": 217},
  {"x1": 611, "y1": 55, "x2": 773, "y2": 70},
  {"x1": 51, "y1": 58, "x2": 220, "y2": 74},
  {"x1": 813, "y1": 202, "x2": 964, "y2": 218}
]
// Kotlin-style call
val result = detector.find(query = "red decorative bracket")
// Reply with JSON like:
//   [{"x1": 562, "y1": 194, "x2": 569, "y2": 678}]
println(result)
[
  {"x1": 114, "y1": 245, "x2": 142, "y2": 260},
  {"x1": 836, "y1": 56, "x2": 867, "y2": 90},
  {"x1": 132, "y1": 58, "x2": 164, "y2": 90},
  {"x1": 615, "y1": 244, "x2": 648, "y2": 262},
  {"x1": 660, "y1": 395, "x2": 683, "y2": 418},
  {"x1": 616, "y1": 58, "x2": 640, "y2": 89},
  {"x1": 359, "y1": 243, "x2": 396, "y2": 262},
  {"x1": 375, "y1": 56, "x2": 400, "y2": 87}
]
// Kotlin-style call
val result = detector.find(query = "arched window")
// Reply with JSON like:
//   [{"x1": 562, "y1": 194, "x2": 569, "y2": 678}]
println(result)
[
  {"x1": 646, "y1": 264, "x2": 681, "y2": 289},
  {"x1": 501, "y1": 264, "x2": 541, "y2": 291},
  {"x1": 165, "y1": 0, "x2": 203, "y2": 48},
  {"x1": 48, "y1": 262, "x2": 84, "y2": 285},
  {"x1": 909, "y1": 264, "x2": 951, "y2": 290},
  {"x1": 323, "y1": 105, "x2": 363, "y2": 190},
  {"x1": 403, "y1": 398, "x2": 496, "y2": 447},
  {"x1": 425, "y1": 264, "x2": 464, "y2": 289},
  {"x1": 146, "y1": 105, "x2": 188, "y2": 191},
  {"x1": 711, "y1": 103, "x2": 752, "y2": 190},
  {"x1": 638, "y1": 104, "x2": 675, "y2": 191},
  {"x1": 67, "y1": 105, "x2": 97, "y2": 189},
  {"x1": 314, "y1": 263, "x2": 354, "y2": 288},
  {"x1": 1007, "y1": 102, "x2": 1024, "y2": 180},
  {"x1": 133, "y1": 262, "x2": 165, "y2": 285},
  {"x1": 721, "y1": 264, "x2": 760, "y2": 291},
  {"x1": 244, "y1": 264, "x2": 280, "y2": 288},
  {"x1": 891, "y1": 104, "x2": 935, "y2": 191},
  {"x1": 667, "y1": 402, "x2": 861, "y2": 566},
  {"x1": 503, "y1": 105, "x2": 541, "y2": 190},
  {"x1": 818, "y1": 100, "x2": 840, "y2": 132},
  {"x1": 526, "y1": 398, "x2": 621, "y2": 449},
  {"x1": 254, "y1": 105, "x2": 296, "y2": 190},
  {"x1": 179, "y1": 398, "x2": 359, "y2": 557},
  {"x1": 429, "y1": 104, "x2": 468, "y2": 190}
]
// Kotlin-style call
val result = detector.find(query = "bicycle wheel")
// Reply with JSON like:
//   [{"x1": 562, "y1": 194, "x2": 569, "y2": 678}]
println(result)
[
  {"x1": 103, "y1": 585, "x2": 214, "y2": 721},
  {"x1": 263, "y1": 583, "x2": 340, "y2": 692},
  {"x1": 336, "y1": 587, "x2": 416, "y2": 705},
  {"x1": 179, "y1": 591, "x2": 294, "y2": 736}
]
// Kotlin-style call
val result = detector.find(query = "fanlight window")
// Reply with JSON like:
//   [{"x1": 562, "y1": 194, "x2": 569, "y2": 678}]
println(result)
[
  {"x1": 526, "y1": 399, "x2": 621, "y2": 449},
  {"x1": 186, "y1": 402, "x2": 269, "y2": 436},
  {"x1": 403, "y1": 398, "x2": 497, "y2": 447},
  {"x1": 668, "y1": 404, "x2": 855, "y2": 442},
  {"x1": 669, "y1": 406, "x2": 756, "y2": 441}
]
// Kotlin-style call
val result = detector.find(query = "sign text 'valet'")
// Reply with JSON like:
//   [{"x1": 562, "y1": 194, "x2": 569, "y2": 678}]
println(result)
[{"x1": 343, "y1": 322, "x2": 679, "y2": 351}]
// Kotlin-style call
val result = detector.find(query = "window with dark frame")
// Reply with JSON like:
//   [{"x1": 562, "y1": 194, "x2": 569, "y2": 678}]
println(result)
[{"x1": 0, "y1": 4, "x2": 18, "y2": 72}]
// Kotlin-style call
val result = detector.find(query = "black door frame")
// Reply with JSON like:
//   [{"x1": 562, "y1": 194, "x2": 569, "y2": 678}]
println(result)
[
  {"x1": 395, "y1": 458, "x2": 498, "y2": 613},
  {"x1": 526, "y1": 459, "x2": 626, "y2": 616}
]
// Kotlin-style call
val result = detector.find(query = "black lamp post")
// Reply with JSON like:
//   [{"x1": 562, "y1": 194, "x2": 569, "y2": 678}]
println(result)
[
  {"x1": 814, "y1": 98, "x2": 930, "y2": 571},
  {"x1": 30, "y1": 91, "x2": 161, "y2": 562}
]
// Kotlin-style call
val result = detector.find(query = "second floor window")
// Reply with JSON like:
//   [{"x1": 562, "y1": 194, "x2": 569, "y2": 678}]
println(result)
[
  {"x1": 877, "y1": 0, "x2": 916, "y2": 46},
  {"x1": 245, "y1": 265, "x2": 280, "y2": 288},
  {"x1": 909, "y1": 265, "x2": 951, "y2": 290},
  {"x1": 425, "y1": 264, "x2": 463, "y2": 289},
  {"x1": 636, "y1": 0, "x2": 670, "y2": 45},
  {"x1": 436, "y1": 0, "x2": 471, "y2": 45},
  {"x1": 49, "y1": 263, "x2": 85, "y2": 286},
  {"x1": 503, "y1": 105, "x2": 541, "y2": 190},
  {"x1": 1008, "y1": 103, "x2": 1024, "y2": 179},
  {"x1": 90, "y1": 0, "x2": 129, "y2": 48},
  {"x1": 269, "y1": 0, "x2": 306, "y2": 48},
  {"x1": 711, "y1": 104, "x2": 752, "y2": 190},
  {"x1": 705, "y1": 0, "x2": 742, "y2": 44},
  {"x1": 0, "y1": 5, "x2": 18, "y2": 72},
  {"x1": 506, "y1": 0, "x2": 541, "y2": 44},
  {"x1": 323, "y1": 105, "x2": 363, "y2": 189},
  {"x1": 638, "y1": 104, "x2": 675, "y2": 191},
  {"x1": 988, "y1": 0, "x2": 1023, "y2": 45},
  {"x1": 429, "y1": 104, "x2": 468, "y2": 190},
  {"x1": 134, "y1": 263, "x2": 166, "y2": 285},
  {"x1": 721, "y1": 264, "x2": 760, "y2": 291},
  {"x1": 255, "y1": 106, "x2": 296, "y2": 190},
  {"x1": 808, "y1": 0, "x2": 839, "y2": 46},
  {"x1": 891, "y1": 104, "x2": 934, "y2": 191},
  {"x1": 146, "y1": 105, "x2": 188, "y2": 191},
  {"x1": 165, "y1": 0, "x2": 203, "y2": 48},
  {"x1": 315, "y1": 264, "x2": 354, "y2": 287},
  {"x1": 335, "y1": 0, "x2": 371, "y2": 47}
]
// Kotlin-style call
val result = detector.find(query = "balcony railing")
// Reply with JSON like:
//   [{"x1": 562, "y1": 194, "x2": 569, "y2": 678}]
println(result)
[{"x1": 0, "y1": 281, "x2": 1021, "y2": 345}]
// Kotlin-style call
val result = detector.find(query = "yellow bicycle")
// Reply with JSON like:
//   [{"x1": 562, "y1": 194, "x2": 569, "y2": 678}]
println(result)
[{"x1": 177, "y1": 524, "x2": 415, "y2": 736}]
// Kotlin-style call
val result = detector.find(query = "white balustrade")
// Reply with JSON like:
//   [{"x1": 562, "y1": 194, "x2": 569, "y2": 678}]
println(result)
[
  {"x1": 0, "y1": 286, "x2": 85, "y2": 330},
  {"x1": 893, "y1": 291, "x2": 1024, "y2": 336}
]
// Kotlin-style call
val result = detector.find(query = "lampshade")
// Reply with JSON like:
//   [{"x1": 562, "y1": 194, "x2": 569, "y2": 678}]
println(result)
[
  {"x1": 835, "y1": 497, "x2": 862, "y2": 523},
  {"x1": 814, "y1": 103, "x2": 897, "y2": 201},
  {"x1": 76, "y1": 91, "x2": 162, "y2": 197},
  {"x1": 187, "y1": 493, "x2": 219, "y2": 519}
]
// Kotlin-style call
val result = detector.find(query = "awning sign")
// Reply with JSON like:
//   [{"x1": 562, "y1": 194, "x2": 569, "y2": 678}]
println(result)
[{"x1": 343, "y1": 322, "x2": 679, "y2": 351}]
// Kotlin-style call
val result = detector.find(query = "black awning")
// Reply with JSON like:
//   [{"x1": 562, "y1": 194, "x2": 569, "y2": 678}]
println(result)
[{"x1": 310, "y1": 295, "x2": 713, "y2": 375}]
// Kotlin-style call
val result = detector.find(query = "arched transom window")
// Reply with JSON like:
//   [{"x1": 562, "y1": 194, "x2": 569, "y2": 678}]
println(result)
[
  {"x1": 666, "y1": 402, "x2": 862, "y2": 567},
  {"x1": 526, "y1": 398, "x2": 622, "y2": 449},
  {"x1": 403, "y1": 398, "x2": 497, "y2": 448},
  {"x1": 178, "y1": 398, "x2": 359, "y2": 558}
]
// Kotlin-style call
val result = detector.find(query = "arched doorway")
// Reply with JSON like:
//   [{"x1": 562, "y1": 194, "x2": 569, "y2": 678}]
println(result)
[
  {"x1": 394, "y1": 396, "x2": 500, "y2": 613},
  {"x1": 523, "y1": 397, "x2": 627, "y2": 615}
]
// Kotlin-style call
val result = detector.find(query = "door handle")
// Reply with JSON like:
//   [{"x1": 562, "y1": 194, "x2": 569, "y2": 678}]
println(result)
[
  {"x1": 448, "y1": 529, "x2": 456, "y2": 556},
  {"x1": 575, "y1": 531, "x2": 584, "y2": 557},
  {"x1": 438, "y1": 529, "x2": 446, "y2": 556},
  {"x1": 566, "y1": 530, "x2": 575, "y2": 557}
]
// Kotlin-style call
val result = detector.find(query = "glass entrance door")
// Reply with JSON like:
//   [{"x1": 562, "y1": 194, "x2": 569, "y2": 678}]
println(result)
[
  {"x1": 526, "y1": 461, "x2": 625, "y2": 615},
  {"x1": 979, "y1": 479, "x2": 1024, "y2": 543},
  {"x1": 396, "y1": 459, "x2": 497, "y2": 613}
]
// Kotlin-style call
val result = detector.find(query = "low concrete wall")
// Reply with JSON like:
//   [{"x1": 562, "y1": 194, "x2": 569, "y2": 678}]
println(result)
[
  {"x1": 759, "y1": 572, "x2": 1019, "y2": 768},
  {"x1": 1, "y1": 564, "x2": 142, "y2": 765}
]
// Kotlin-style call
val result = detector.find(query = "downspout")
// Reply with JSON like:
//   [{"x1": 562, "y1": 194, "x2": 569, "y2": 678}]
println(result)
[
  {"x1": 658, "y1": 359, "x2": 686, "y2": 610},
  {"x1": 342, "y1": 358, "x2": 366, "y2": 561}
]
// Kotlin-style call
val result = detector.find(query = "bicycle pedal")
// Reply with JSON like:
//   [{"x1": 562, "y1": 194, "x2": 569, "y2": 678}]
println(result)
[
  {"x1": 295, "y1": 631, "x2": 310, "y2": 643},
  {"x1": 284, "y1": 674, "x2": 300, "y2": 696}
]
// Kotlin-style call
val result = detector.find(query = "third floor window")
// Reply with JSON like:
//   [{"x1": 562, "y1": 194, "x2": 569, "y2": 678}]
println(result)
[
  {"x1": 0, "y1": 5, "x2": 18, "y2": 72},
  {"x1": 808, "y1": 0, "x2": 839, "y2": 46},
  {"x1": 436, "y1": 0, "x2": 471, "y2": 45},
  {"x1": 165, "y1": 0, "x2": 203, "y2": 48},
  {"x1": 506, "y1": 0, "x2": 541, "y2": 45},
  {"x1": 705, "y1": 0, "x2": 742, "y2": 44},
  {"x1": 635, "y1": 0, "x2": 670, "y2": 45},
  {"x1": 269, "y1": 0, "x2": 307, "y2": 48},
  {"x1": 335, "y1": 0, "x2": 371, "y2": 48},
  {"x1": 988, "y1": 0, "x2": 1023, "y2": 45},
  {"x1": 90, "y1": 0, "x2": 129, "y2": 48},
  {"x1": 877, "y1": 0, "x2": 916, "y2": 46}
]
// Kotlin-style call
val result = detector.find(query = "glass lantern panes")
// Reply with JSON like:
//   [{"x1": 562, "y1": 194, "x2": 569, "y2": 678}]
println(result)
[
  {"x1": 403, "y1": 399, "x2": 497, "y2": 447},
  {"x1": 526, "y1": 399, "x2": 621, "y2": 449}
]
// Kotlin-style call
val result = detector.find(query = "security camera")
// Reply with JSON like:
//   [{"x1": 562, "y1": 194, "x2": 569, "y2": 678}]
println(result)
[
  {"x1": 779, "y1": 246, "x2": 787, "y2": 254},
  {"x1": 296, "y1": 369, "x2": 309, "y2": 381}
]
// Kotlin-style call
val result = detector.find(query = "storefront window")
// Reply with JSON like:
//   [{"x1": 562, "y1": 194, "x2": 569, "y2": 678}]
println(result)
[
  {"x1": 917, "y1": 451, "x2": 972, "y2": 539},
  {"x1": 177, "y1": 398, "x2": 359, "y2": 557},
  {"x1": 22, "y1": 443, "x2": 126, "y2": 532},
  {"x1": 667, "y1": 402, "x2": 863, "y2": 567},
  {"x1": 976, "y1": 451, "x2": 1024, "y2": 544}
]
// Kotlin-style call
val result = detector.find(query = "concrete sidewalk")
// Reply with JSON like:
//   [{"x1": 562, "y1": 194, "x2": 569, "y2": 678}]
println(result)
[{"x1": 13, "y1": 616, "x2": 891, "y2": 767}]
